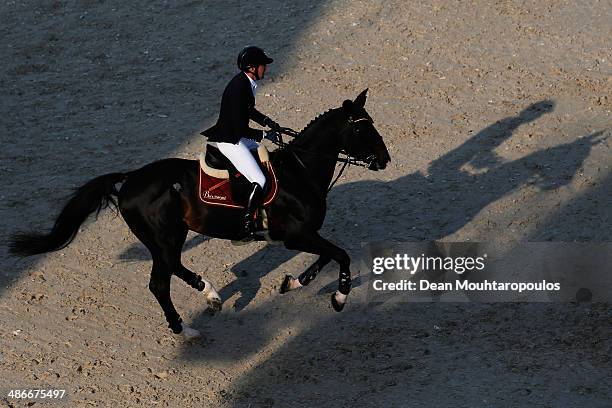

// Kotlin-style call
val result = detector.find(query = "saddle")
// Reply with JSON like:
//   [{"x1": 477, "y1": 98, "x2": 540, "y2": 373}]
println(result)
[{"x1": 198, "y1": 143, "x2": 278, "y2": 210}]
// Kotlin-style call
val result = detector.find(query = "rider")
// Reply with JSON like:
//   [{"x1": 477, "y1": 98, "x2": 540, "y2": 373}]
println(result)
[{"x1": 201, "y1": 45, "x2": 281, "y2": 237}]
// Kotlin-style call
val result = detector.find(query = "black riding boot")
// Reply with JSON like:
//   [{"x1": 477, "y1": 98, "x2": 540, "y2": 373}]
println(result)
[{"x1": 243, "y1": 182, "x2": 263, "y2": 236}]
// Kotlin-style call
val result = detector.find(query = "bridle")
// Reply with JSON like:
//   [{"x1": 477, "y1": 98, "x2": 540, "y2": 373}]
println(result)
[{"x1": 270, "y1": 115, "x2": 379, "y2": 192}]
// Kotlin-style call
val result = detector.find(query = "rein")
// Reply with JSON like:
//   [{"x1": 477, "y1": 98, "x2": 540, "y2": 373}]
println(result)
[{"x1": 271, "y1": 117, "x2": 374, "y2": 192}]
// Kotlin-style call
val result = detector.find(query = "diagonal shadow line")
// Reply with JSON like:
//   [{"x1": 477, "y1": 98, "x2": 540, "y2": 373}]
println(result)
[{"x1": 0, "y1": 1, "x2": 331, "y2": 296}]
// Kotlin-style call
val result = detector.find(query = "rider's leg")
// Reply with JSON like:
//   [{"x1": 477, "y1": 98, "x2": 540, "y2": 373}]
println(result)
[
  {"x1": 216, "y1": 139, "x2": 266, "y2": 188},
  {"x1": 244, "y1": 181, "x2": 263, "y2": 233},
  {"x1": 216, "y1": 139, "x2": 266, "y2": 235}
]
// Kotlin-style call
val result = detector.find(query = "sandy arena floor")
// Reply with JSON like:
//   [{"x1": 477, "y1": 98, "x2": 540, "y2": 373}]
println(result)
[{"x1": 1, "y1": 1, "x2": 610, "y2": 407}]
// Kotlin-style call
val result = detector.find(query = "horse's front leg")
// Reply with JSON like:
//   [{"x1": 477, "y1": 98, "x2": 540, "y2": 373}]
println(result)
[
  {"x1": 280, "y1": 256, "x2": 331, "y2": 293},
  {"x1": 283, "y1": 231, "x2": 351, "y2": 311}
]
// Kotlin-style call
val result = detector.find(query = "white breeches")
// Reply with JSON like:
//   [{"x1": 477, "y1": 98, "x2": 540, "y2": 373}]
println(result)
[{"x1": 216, "y1": 138, "x2": 266, "y2": 189}]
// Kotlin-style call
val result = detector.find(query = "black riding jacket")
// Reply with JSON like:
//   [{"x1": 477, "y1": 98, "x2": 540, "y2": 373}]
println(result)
[{"x1": 201, "y1": 72, "x2": 267, "y2": 144}]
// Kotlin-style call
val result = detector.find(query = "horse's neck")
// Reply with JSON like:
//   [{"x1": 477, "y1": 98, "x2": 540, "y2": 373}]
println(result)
[{"x1": 291, "y1": 112, "x2": 344, "y2": 195}]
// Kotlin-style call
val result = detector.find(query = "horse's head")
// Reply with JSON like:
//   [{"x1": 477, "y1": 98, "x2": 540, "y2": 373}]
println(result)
[{"x1": 339, "y1": 89, "x2": 391, "y2": 171}]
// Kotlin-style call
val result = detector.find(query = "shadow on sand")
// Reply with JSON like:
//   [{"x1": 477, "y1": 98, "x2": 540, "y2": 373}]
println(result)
[
  {"x1": 1, "y1": 0, "x2": 330, "y2": 295},
  {"x1": 175, "y1": 102, "x2": 609, "y2": 407},
  {"x1": 210, "y1": 101, "x2": 607, "y2": 311}
]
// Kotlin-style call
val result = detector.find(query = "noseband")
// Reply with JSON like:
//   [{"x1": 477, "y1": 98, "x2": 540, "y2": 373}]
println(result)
[{"x1": 345, "y1": 116, "x2": 378, "y2": 169}]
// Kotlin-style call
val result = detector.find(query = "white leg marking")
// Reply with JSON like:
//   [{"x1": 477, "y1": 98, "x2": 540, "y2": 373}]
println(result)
[
  {"x1": 180, "y1": 323, "x2": 201, "y2": 340},
  {"x1": 202, "y1": 279, "x2": 222, "y2": 312},
  {"x1": 334, "y1": 291, "x2": 347, "y2": 304},
  {"x1": 289, "y1": 277, "x2": 303, "y2": 291}
]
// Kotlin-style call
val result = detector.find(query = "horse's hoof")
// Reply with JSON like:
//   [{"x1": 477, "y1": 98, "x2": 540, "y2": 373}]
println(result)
[
  {"x1": 180, "y1": 323, "x2": 201, "y2": 341},
  {"x1": 280, "y1": 275, "x2": 294, "y2": 294},
  {"x1": 331, "y1": 292, "x2": 346, "y2": 312},
  {"x1": 207, "y1": 296, "x2": 222, "y2": 313}
]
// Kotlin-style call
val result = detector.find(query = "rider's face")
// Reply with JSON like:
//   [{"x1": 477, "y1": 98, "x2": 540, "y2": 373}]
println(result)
[
  {"x1": 256, "y1": 64, "x2": 266, "y2": 79},
  {"x1": 247, "y1": 64, "x2": 267, "y2": 80}
]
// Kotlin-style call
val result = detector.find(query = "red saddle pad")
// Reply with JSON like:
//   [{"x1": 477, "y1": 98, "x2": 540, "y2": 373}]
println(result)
[{"x1": 198, "y1": 162, "x2": 278, "y2": 209}]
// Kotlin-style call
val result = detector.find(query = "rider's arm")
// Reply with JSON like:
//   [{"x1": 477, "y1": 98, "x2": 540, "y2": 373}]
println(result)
[
  {"x1": 251, "y1": 107, "x2": 280, "y2": 131},
  {"x1": 250, "y1": 107, "x2": 268, "y2": 126}
]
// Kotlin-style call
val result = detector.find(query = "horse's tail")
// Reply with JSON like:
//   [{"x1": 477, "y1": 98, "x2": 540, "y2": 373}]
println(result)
[{"x1": 8, "y1": 172, "x2": 129, "y2": 257}]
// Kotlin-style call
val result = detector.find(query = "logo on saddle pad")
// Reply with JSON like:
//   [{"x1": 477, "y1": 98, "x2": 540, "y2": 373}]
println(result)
[{"x1": 202, "y1": 190, "x2": 227, "y2": 201}]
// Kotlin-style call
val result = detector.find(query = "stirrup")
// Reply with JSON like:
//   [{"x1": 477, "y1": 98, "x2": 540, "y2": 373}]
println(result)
[
  {"x1": 238, "y1": 230, "x2": 257, "y2": 243},
  {"x1": 237, "y1": 215, "x2": 255, "y2": 240},
  {"x1": 244, "y1": 219, "x2": 256, "y2": 234}
]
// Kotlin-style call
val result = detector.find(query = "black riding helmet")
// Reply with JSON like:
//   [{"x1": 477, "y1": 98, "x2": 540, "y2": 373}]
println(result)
[{"x1": 237, "y1": 46, "x2": 274, "y2": 71}]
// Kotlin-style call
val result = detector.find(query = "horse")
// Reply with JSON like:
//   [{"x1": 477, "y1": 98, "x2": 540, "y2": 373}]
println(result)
[{"x1": 9, "y1": 89, "x2": 391, "y2": 339}]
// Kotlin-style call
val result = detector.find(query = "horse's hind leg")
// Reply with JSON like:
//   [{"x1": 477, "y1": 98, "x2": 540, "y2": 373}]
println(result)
[
  {"x1": 146, "y1": 226, "x2": 221, "y2": 312},
  {"x1": 120, "y1": 208, "x2": 191, "y2": 336},
  {"x1": 280, "y1": 256, "x2": 331, "y2": 293},
  {"x1": 174, "y1": 264, "x2": 222, "y2": 312},
  {"x1": 148, "y1": 259, "x2": 183, "y2": 334},
  {"x1": 120, "y1": 189, "x2": 218, "y2": 338}
]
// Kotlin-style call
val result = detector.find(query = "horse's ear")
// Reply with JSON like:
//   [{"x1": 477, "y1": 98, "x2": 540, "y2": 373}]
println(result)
[
  {"x1": 342, "y1": 99, "x2": 353, "y2": 112},
  {"x1": 354, "y1": 88, "x2": 368, "y2": 108}
]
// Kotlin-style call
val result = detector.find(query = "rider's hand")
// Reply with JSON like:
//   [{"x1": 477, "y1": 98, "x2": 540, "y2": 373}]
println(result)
[
  {"x1": 263, "y1": 117, "x2": 281, "y2": 131},
  {"x1": 264, "y1": 130, "x2": 280, "y2": 143}
]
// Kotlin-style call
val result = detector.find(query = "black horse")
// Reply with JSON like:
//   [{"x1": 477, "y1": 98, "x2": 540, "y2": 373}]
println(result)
[{"x1": 9, "y1": 89, "x2": 390, "y2": 338}]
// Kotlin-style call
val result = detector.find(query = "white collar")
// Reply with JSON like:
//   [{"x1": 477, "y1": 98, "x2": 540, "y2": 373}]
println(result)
[{"x1": 244, "y1": 72, "x2": 257, "y2": 97}]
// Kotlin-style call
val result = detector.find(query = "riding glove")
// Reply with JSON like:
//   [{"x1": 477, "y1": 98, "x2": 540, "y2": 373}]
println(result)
[{"x1": 264, "y1": 130, "x2": 280, "y2": 143}]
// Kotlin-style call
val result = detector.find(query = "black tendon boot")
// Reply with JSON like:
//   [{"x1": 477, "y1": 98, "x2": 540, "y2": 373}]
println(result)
[{"x1": 243, "y1": 182, "x2": 263, "y2": 237}]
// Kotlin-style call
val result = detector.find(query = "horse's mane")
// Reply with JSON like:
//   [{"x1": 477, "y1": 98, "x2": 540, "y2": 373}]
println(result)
[
  {"x1": 289, "y1": 108, "x2": 340, "y2": 146},
  {"x1": 271, "y1": 107, "x2": 342, "y2": 165}
]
